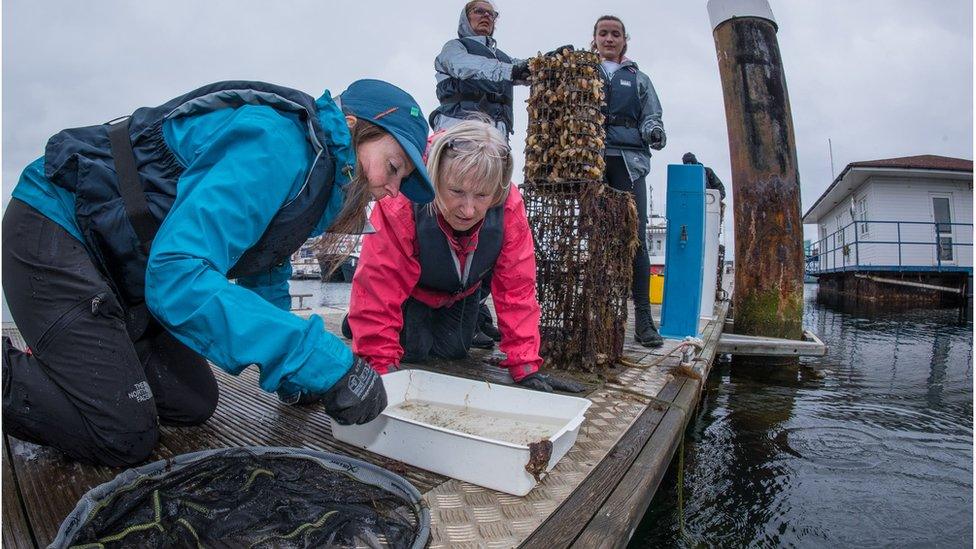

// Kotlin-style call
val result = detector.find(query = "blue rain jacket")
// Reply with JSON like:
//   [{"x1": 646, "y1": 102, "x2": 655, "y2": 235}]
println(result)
[{"x1": 11, "y1": 92, "x2": 356, "y2": 397}]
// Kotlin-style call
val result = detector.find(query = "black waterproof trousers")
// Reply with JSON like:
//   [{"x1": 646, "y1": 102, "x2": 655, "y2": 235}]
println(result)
[
  {"x1": 2, "y1": 199, "x2": 218, "y2": 466},
  {"x1": 400, "y1": 292, "x2": 481, "y2": 364},
  {"x1": 477, "y1": 276, "x2": 496, "y2": 332},
  {"x1": 604, "y1": 156, "x2": 651, "y2": 307}
]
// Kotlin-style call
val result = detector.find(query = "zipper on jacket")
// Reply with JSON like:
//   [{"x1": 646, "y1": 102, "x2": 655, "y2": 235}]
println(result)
[{"x1": 601, "y1": 64, "x2": 613, "y2": 112}]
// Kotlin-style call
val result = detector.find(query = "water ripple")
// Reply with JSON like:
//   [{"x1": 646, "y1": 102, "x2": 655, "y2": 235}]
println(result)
[{"x1": 630, "y1": 285, "x2": 973, "y2": 548}]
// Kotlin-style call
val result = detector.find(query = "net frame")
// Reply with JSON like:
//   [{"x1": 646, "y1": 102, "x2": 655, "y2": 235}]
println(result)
[{"x1": 51, "y1": 446, "x2": 430, "y2": 549}]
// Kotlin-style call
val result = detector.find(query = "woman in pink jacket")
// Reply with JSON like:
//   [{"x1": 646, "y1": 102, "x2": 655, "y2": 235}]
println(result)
[{"x1": 345, "y1": 120, "x2": 582, "y2": 392}]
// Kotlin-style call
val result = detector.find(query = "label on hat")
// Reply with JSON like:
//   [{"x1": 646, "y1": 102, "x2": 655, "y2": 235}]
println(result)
[{"x1": 410, "y1": 107, "x2": 420, "y2": 117}]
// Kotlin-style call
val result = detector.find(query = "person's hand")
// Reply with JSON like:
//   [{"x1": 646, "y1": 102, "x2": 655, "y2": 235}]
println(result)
[
  {"x1": 277, "y1": 390, "x2": 323, "y2": 406},
  {"x1": 517, "y1": 372, "x2": 586, "y2": 393},
  {"x1": 649, "y1": 127, "x2": 666, "y2": 150},
  {"x1": 544, "y1": 44, "x2": 575, "y2": 58},
  {"x1": 511, "y1": 60, "x2": 531, "y2": 82},
  {"x1": 321, "y1": 355, "x2": 388, "y2": 425}
]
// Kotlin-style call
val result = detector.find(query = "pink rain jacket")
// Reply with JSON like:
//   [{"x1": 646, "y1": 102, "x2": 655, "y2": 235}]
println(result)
[{"x1": 348, "y1": 181, "x2": 542, "y2": 381}]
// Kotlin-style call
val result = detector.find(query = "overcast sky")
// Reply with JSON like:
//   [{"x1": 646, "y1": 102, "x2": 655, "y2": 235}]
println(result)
[{"x1": 2, "y1": 0, "x2": 973, "y2": 248}]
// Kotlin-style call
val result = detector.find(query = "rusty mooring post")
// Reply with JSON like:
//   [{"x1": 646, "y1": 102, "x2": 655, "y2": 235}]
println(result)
[{"x1": 708, "y1": 0, "x2": 804, "y2": 353}]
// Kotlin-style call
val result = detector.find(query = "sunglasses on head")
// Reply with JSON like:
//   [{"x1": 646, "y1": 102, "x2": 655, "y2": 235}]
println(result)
[{"x1": 446, "y1": 139, "x2": 511, "y2": 160}]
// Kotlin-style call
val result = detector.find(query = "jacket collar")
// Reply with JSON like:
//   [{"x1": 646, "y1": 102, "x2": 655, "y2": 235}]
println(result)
[{"x1": 316, "y1": 93, "x2": 356, "y2": 188}]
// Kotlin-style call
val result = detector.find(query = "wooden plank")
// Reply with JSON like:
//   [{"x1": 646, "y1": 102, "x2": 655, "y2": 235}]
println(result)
[
  {"x1": 5, "y1": 364, "x2": 448, "y2": 547},
  {"x1": 523, "y1": 302, "x2": 728, "y2": 547},
  {"x1": 6, "y1": 436, "x2": 118, "y2": 546},
  {"x1": 695, "y1": 301, "x2": 729, "y2": 384},
  {"x1": 3, "y1": 437, "x2": 38, "y2": 549},
  {"x1": 519, "y1": 377, "x2": 686, "y2": 549},
  {"x1": 571, "y1": 377, "x2": 701, "y2": 548}
]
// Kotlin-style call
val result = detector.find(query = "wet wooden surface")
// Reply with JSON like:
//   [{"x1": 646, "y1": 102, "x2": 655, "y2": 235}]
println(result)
[
  {"x1": 2, "y1": 321, "x2": 450, "y2": 548},
  {"x1": 570, "y1": 302, "x2": 728, "y2": 548},
  {"x1": 532, "y1": 300, "x2": 730, "y2": 549},
  {"x1": 3, "y1": 438, "x2": 37, "y2": 549},
  {"x1": 2, "y1": 298, "x2": 730, "y2": 548}
]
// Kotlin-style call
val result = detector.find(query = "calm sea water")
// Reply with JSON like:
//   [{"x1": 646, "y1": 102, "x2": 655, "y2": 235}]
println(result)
[{"x1": 630, "y1": 284, "x2": 973, "y2": 548}]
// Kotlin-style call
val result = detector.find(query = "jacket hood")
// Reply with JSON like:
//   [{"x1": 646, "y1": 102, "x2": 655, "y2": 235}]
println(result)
[
  {"x1": 315, "y1": 92, "x2": 356, "y2": 188},
  {"x1": 458, "y1": 1, "x2": 496, "y2": 46}
]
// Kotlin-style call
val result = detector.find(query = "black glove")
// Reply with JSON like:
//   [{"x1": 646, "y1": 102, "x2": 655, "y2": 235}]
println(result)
[
  {"x1": 511, "y1": 60, "x2": 531, "y2": 82},
  {"x1": 649, "y1": 127, "x2": 666, "y2": 150},
  {"x1": 517, "y1": 372, "x2": 586, "y2": 393},
  {"x1": 544, "y1": 44, "x2": 575, "y2": 58},
  {"x1": 322, "y1": 355, "x2": 388, "y2": 425},
  {"x1": 277, "y1": 390, "x2": 323, "y2": 406}
]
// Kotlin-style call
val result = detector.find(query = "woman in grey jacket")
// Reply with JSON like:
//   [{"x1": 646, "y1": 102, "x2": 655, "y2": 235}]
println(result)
[
  {"x1": 593, "y1": 14, "x2": 666, "y2": 347},
  {"x1": 430, "y1": 1, "x2": 530, "y2": 139}
]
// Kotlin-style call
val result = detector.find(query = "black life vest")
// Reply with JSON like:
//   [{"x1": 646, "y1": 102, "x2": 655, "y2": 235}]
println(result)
[
  {"x1": 431, "y1": 37, "x2": 515, "y2": 134},
  {"x1": 413, "y1": 204, "x2": 505, "y2": 296},
  {"x1": 44, "y1": 81, "x2": 336, "y2": 307},
  {"x1": 601, "y1": 64, "x2": 648, "y2": 151}
]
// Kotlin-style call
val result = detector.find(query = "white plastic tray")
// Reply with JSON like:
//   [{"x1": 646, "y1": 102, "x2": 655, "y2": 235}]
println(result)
[{"x1": 331, "y1": 369, "x2": 592, "y2": 496}]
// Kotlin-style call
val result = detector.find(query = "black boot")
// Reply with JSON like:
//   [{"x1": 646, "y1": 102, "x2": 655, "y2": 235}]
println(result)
[
  {"x1": 470, "y1": 329, "x2": 496, "y2": 349},
  {"x1": 478, "y1": 304, "x2": 502, "y2": 342},
  {"x1": 480, "y1": 322, "x2": 502, "y2": 342},
  {"x1": 634, "y1": 307, "x2": 664, "y2": 348}
]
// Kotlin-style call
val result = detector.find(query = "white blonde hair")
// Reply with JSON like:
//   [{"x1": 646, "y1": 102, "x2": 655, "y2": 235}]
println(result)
[{"x1": 426, "y1": 120, "x2": 513, "y2": 216}]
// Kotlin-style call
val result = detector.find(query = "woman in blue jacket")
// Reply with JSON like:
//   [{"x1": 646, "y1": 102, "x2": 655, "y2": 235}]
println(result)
[{"x1": 1, "y1": 79, "x2": 434, "y2": 466}]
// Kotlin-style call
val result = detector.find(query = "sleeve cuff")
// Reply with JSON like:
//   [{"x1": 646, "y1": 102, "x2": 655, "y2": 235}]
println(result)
[
  {"x1": 507, "y1": 363, "x2": 538, "y2": 382},
  {"x1": 371, "y1": 361, "x2": 400, "y2": 375}
]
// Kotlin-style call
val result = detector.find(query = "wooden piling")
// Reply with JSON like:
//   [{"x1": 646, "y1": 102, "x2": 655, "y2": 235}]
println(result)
[{"x1": 708, "y1": 0, "x2": 805, "y2": 352}]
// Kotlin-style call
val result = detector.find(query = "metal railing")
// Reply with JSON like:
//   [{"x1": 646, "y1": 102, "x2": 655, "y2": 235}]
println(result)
[{"x1": 806, "y1": 220, "x2": 973, "y2": 275}]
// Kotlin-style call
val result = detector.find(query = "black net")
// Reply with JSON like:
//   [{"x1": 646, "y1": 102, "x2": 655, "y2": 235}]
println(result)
[
  {"x1": 523, "y1": 50, "x2": 637, "y2": 372},
  {"x1": 63, "y1": 449, "x2": 424, "y2": 549}
]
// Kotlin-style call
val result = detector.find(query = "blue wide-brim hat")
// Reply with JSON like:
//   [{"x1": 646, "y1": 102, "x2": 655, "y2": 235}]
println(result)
[{"x1": 339, "y1": 79, "x2": 434, "y2": 203}]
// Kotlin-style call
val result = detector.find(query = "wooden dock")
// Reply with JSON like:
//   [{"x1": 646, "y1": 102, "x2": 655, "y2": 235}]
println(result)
[{"x1": 2, "y1": 299, "x2": 729, "y2": 548}]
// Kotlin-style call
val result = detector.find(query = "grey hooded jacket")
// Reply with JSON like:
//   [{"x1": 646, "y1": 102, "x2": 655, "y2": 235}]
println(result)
[
  {"x1": 602, "y1": 59, "x2": 665, "y2": 182},
  {"x1": 431, "y1": 4, "x2": 526, "y2": 136}
]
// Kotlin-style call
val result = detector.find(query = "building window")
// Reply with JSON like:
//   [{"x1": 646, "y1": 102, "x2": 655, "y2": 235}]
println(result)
[
  {"x1": 836, "y1": 214, "x2": 845, "y2": 247},
  {"x1": 856, "y1": 198, "x2": 868, "y2": 234}
]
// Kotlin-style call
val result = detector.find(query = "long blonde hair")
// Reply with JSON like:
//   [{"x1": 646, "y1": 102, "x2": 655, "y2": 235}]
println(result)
[{"x1": 426, "y1": 120, "x2": 513, "y2": 217}]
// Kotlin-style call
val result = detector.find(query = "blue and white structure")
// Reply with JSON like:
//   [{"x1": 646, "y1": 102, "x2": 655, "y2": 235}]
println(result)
[
  {"x1": 804, "y1": 155, "x2": 972, "y2": 275},
  {"x1": 660, "y1": 164, "x2": 706, "y2": 338}
]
